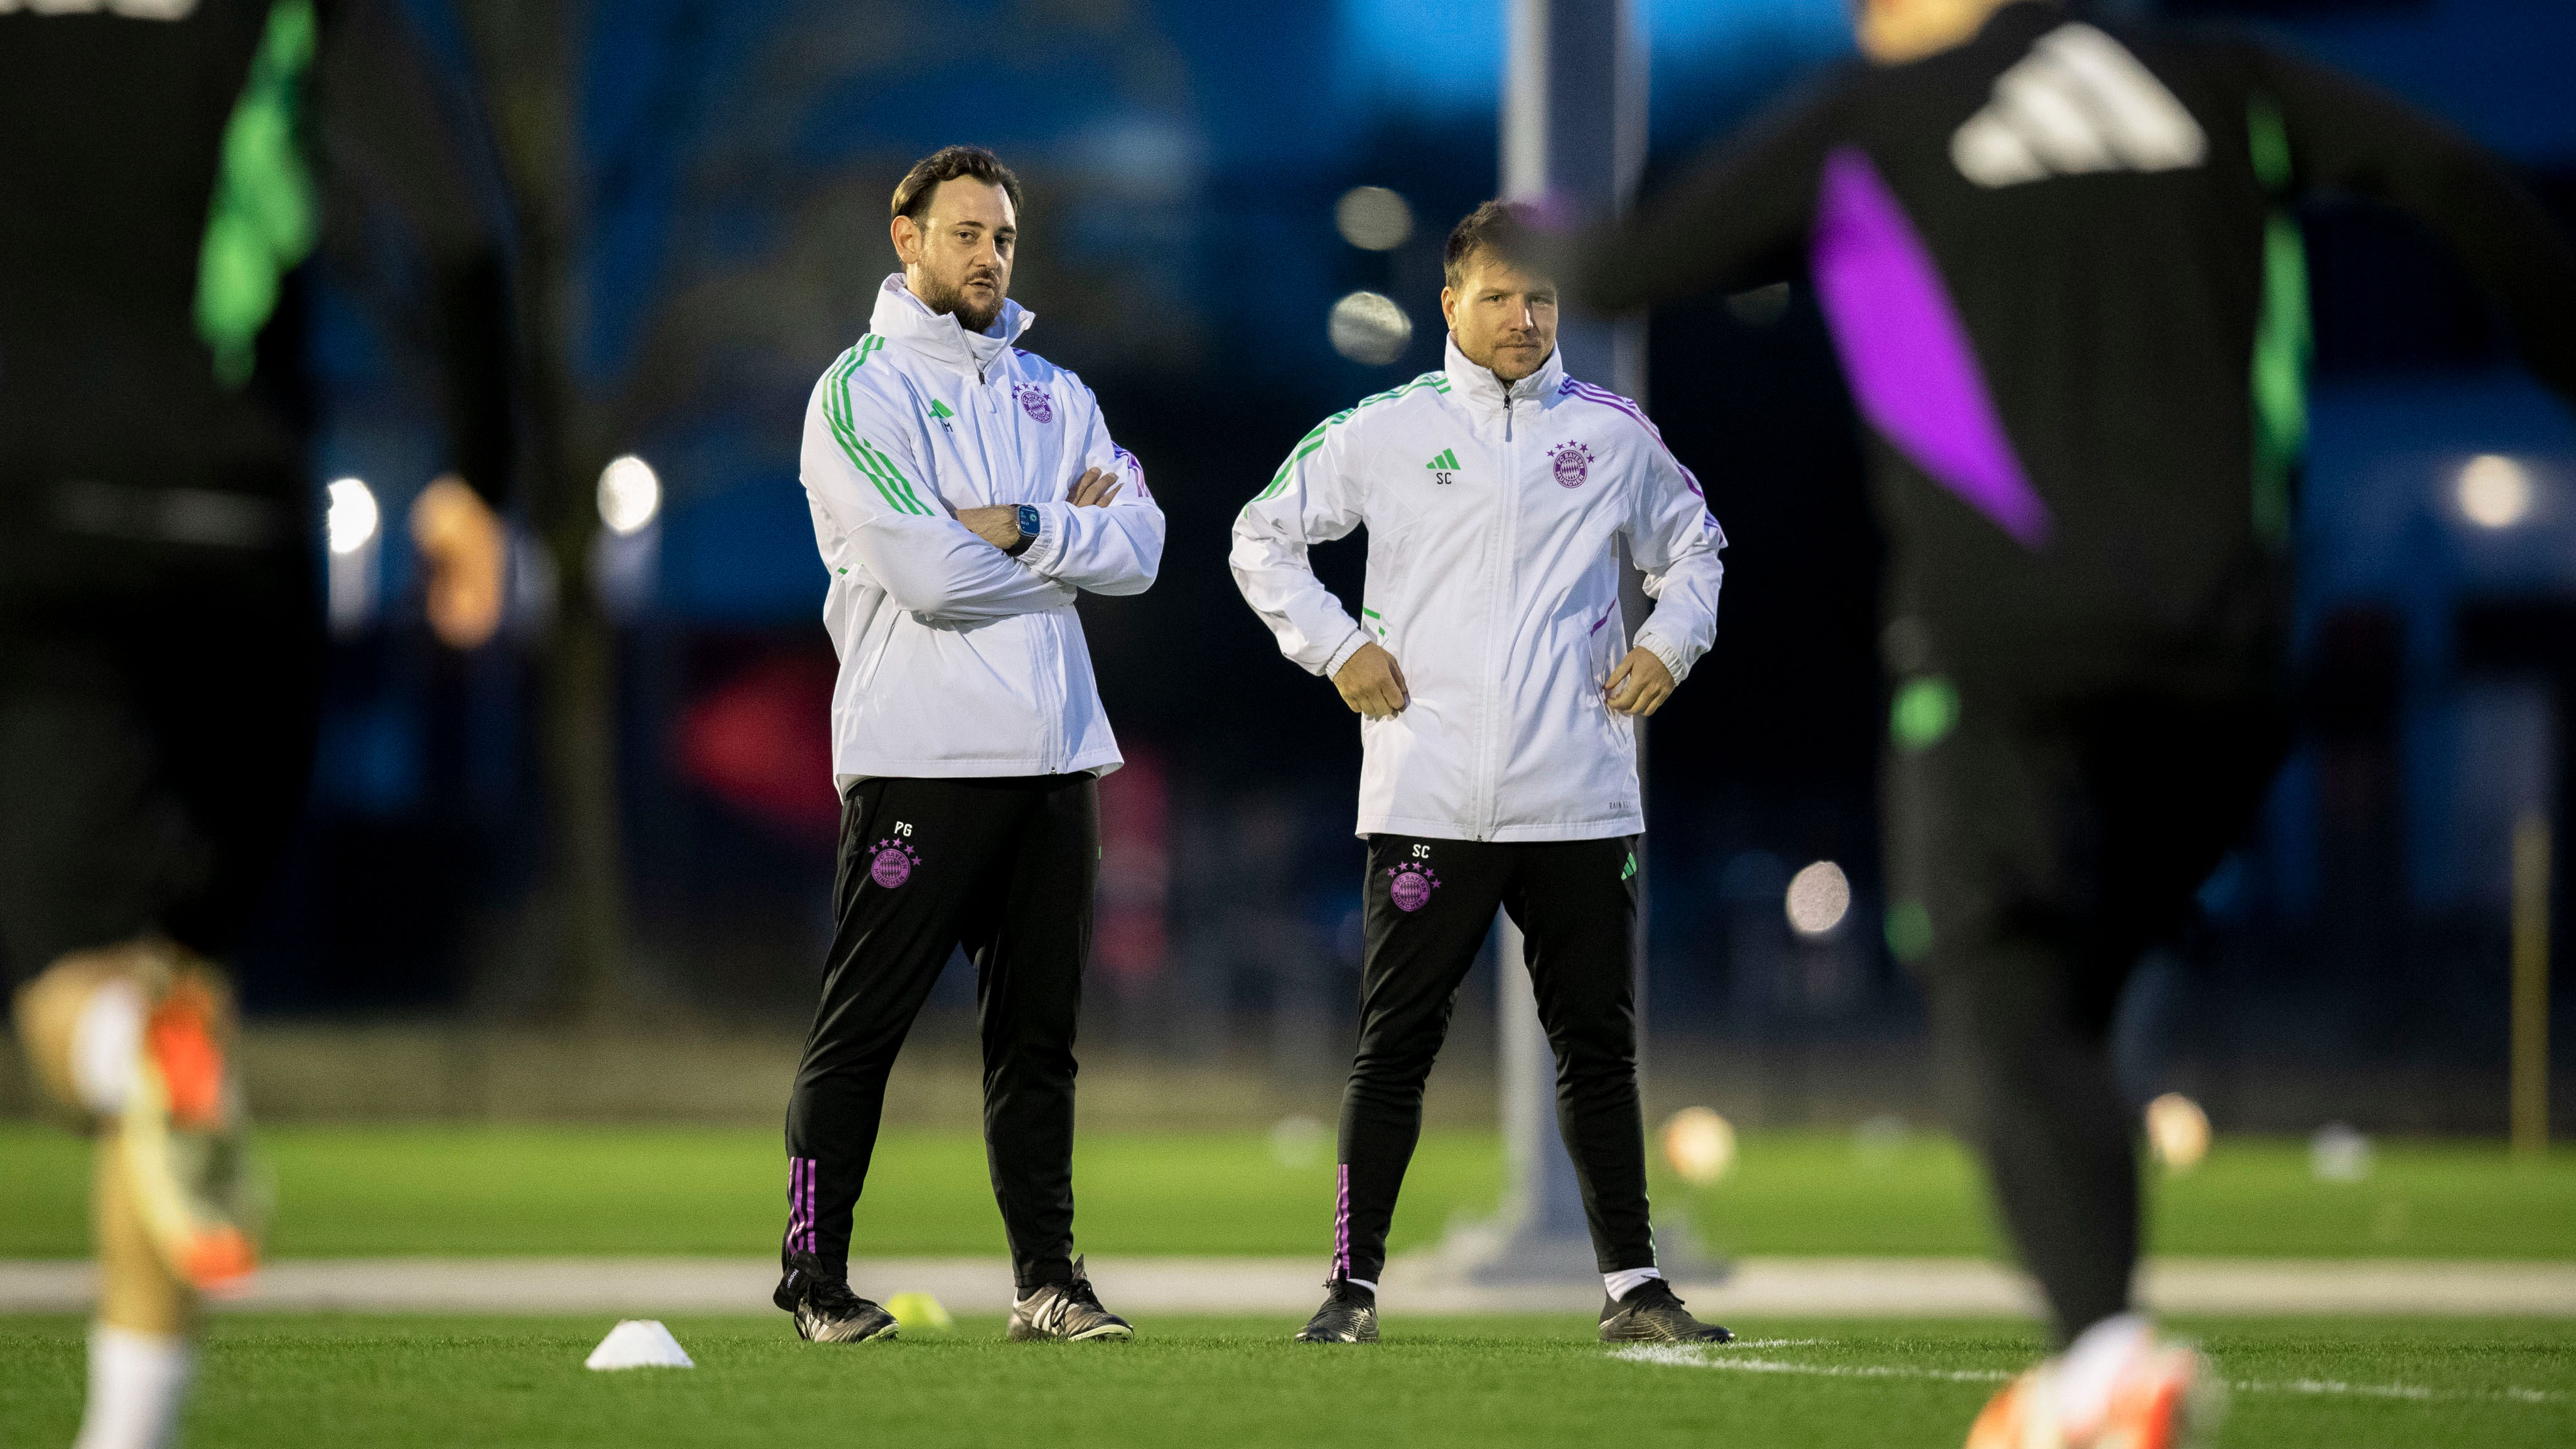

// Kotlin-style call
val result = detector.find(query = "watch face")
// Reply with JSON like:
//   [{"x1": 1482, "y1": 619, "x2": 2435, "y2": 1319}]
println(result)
[{"x1": 1017, "y1": 504, "x2": 1041, "y2": 537}]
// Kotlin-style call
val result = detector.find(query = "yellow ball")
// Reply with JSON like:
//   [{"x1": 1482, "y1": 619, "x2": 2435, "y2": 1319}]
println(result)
[{"x1": 884, "y1": 1291, "x2": 954, "y2": 1333}]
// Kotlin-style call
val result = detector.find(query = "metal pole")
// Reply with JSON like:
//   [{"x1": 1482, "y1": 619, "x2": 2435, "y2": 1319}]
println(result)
[
  {"x1": 2512, "y1": 811, "x2": 2552, "y2": 1157},
  {"x1": 1458, "y1": 0, "x2": 1650, "y2": 1283}
]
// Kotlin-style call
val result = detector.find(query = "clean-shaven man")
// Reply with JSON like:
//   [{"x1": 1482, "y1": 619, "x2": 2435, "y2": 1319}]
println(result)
[
  {"x1": 1540, "y1": 0, "x2": 2576, "y2": 1442},
  {"x1": 776, "y1": 144, "x2": 1162, "y2": 1344},
  {"x1": 1232, "y1": 202, "x2": 1731, "y2": 1346}
]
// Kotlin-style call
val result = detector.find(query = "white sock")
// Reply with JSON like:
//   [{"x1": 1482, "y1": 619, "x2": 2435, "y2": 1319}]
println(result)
[
  {"x1": 2055, "y1": 1312, "x2": 2152, "y2": 1439},
  {"x1": 75, "y1": 1325, "x2": 194, "y2": 1449},
  {"x1": 1343, "y1": 1277, "x2": 1377, "y2": 1296},
  {"x1": 1603, "y1": 1266, "x2": 1664, "y2": 1302},
  {"x1": 70, "y1": 982, "x2": 146, "y2": 1118}
]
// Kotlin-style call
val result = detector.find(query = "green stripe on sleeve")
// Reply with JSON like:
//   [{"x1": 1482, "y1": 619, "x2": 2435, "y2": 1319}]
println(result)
[
  {"x1": 822, "y1": 349, "x2": 919, "y2": 515},
  {"x1": 859, "y1": 438, "x2": 933, "y2": 516}
]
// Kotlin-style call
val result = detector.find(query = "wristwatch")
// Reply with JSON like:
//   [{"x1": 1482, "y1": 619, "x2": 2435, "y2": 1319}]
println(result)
[{"x1": 1005, "y1": 503, "x2": 1042, "y2": 557}]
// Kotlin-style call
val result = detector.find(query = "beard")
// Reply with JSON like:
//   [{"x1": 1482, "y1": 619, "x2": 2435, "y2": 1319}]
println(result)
[{"x1": 919, "y1": 269, "x2": 1006, "y2": 335}]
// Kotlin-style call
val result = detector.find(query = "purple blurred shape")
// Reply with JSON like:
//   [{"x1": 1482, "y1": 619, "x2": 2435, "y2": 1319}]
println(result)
[{"x1": 1811, "y1": 146, "x2": 2051, "y2": 549}]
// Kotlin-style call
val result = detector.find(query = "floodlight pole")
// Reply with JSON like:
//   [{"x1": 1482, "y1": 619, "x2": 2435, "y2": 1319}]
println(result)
[{"x1": 1452, "y1": 0, "x2": 1657, "y2": 1283}]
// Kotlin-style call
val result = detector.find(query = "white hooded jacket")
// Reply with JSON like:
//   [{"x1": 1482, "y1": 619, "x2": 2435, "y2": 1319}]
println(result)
[
  {"x1": 1230, "y1": 336, "x2": 1725, "y2": 841},
  {"x1": 800, "y1": 275, "x2": 1163, "y2": 787}
]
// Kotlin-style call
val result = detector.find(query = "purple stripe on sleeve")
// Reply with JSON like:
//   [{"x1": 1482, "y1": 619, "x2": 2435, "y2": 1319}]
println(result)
[
  {"x1": 1810, "y1": 146, "x2": 2049, "y2": 548},
  {"x1": 1562, "y1": 382, "x2": 1708, "y2": 498}
]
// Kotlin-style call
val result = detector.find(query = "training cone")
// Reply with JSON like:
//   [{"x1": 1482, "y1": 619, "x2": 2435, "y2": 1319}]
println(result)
[
  {"x1": 586, "y1": 1320, "x2": 696, "y2": 1370},
  {"x1": 886, "y1": 1291, "x2": 954, "y2": 1333}
]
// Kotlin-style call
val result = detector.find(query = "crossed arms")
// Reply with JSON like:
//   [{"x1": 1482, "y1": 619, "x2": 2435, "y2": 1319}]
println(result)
[{"x1": 801, "y1": 375, "x2": 1163, "y2": 622}]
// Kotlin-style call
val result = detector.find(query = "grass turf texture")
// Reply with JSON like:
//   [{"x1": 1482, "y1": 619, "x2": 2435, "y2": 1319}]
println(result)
[
  {"x1": 1, "y1": 1124, "x2": 2569, "y2": 1259},
  {"x1": 1, "y1": 1314, "x2": 2568, "y2": 1448}
]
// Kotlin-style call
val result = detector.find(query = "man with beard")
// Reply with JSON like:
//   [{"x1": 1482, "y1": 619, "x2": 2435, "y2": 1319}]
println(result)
[
  {"x1": 1537, "y1": 0, "x2": 2576, "y2": 1443},
  {"x1": 775, "y1": 145, "x2": 1164, "y2": 1344}
]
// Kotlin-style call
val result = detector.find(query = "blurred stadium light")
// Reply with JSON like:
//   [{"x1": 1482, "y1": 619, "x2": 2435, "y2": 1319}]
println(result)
[
  {"x1": 1328, "y1": 290, "x2": 1413, "y2": 364},
  {"x1": 2456, "y1": 452, "x2": 2535, "y2": 528},
  {"x1": 325, "y1": 476, "x2": 380, "y2": 556},
  {"x1": 598, "y1": 455, "x2": 662, "y2": 536},
  {"x1": 1786, "y1": 860, "x2": 1852, "y2": 937},
  {"x1": 1334, "y1": 186, "x2": 1415, "y2": 250},
  {"x1": 324, "y1": 477, "x2": 380, "y2": 636}
]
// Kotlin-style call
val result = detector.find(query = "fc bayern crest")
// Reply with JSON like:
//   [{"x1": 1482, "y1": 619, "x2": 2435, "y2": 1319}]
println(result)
[
  {"x1": 1548, "y1": 441, "x2": 1595, "y2": 490},
  {"x1": 868, "y1": 838, "x2": 921, "y2": 888},
  {"x1": 1012, "y1": 383, "x2": 1054, "y2": 424},
  {"x1": 1386, "y1": 863, "x2": 1441, "y2": 913}
]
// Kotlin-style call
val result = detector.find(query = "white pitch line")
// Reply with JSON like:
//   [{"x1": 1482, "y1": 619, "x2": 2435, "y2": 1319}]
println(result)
[{"x1": 1611, "y1": 1345, "x2": 2569, "y2": 1406}]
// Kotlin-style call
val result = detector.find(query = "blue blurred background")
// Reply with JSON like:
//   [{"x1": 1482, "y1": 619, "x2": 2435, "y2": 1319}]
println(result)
[{"x1": 253, "y1": 0, "x2": 2573, "y2": 1131}]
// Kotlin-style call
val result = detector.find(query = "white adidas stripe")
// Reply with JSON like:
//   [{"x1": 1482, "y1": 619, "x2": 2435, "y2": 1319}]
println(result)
[{"x1": 1952, "y1": 23, "x2": 2208, "y2": 189}]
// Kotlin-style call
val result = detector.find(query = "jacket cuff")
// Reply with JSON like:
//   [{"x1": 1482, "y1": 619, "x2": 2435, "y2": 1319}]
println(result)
[
  {"x1": 1635, "y1": 628, "x2": 1692, "y2": 686},
  {"x1": 1321, "y1": 627, "x2": 1370, "y2": 681},
  {"x1": 1014, "y1": 502, "x2": 1071, "y2": 574}
]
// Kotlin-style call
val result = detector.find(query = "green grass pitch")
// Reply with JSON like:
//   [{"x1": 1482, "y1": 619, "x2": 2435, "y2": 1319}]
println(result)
[
  {"x1": 3, "y1": 1124, "x2": 2568, "y2": 1259},
  {"x1": 2, "y1": 1314, "x2": 2568, "y2": 1448}
]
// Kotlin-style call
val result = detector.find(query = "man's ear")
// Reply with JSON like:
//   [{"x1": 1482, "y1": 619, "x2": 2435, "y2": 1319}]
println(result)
[
  {"x1": 1439, "y1": 284, "x2": 1457, "y2": 330},
  {"x1": 890, "y1": 214, "x2": 920, "y2": 268}
]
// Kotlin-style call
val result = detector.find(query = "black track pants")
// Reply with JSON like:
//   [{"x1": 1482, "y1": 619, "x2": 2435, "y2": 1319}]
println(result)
[
  {"x1": 1331, "y1": 833, "x2": 1650, "y2": 1286},
  {"x1": 1887, "y1": 665, "x2": 2286, "y2": 1343},
  {"x1": 783, "y1": 773, "x2": 1097, "y2": 1292}
]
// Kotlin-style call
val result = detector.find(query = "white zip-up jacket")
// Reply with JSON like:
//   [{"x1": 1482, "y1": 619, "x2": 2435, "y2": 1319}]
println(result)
[
  {"x1": 800, "y1": 275, "x2": 1163, "y2": 787},
  {"x1": 1231, "y1": 337, "x2": 1725, "y2": 841}
]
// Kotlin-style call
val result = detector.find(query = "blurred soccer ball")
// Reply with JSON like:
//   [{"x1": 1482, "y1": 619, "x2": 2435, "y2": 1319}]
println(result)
[
  {"x1": 2144, "y1": 1092, "x2": 2211, "y2": 1172},
  {"x1": 1662, "y1": 1107, "x2": 1737, "y2": 1185}
]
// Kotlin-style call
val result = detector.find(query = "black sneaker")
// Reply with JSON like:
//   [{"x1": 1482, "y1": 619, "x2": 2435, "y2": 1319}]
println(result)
[
  {"x1": 1007, "y1": 1256, "x2": 1134, "y2": 1341},
  {"x1": 775, "y1": 1258, "x2": 898, "y2": 1343},
  {"x1": 1293, "y1": 1279, "x2": 1379, "y2": 1343},
  {"x1": 1598, "y1": 1278, "x2": 1732, "y2": 1344}
]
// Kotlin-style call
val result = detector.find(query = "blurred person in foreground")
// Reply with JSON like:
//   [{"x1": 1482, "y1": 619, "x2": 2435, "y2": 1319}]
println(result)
[
  {"x1": 775, "y1": 144, "x2": 1163, "y2": 1345},
  {"x1": 1541, "y1": 0, "x2": 2576, "y2": 1443},
  {"x1": 0, "y1": 3, "x2": 513, "y2": 1445},
  {"x1": 1232, "y1": 203, "x2": 1731, "y2": 1346}
]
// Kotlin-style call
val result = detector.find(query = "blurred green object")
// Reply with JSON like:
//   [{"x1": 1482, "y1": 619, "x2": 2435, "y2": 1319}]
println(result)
[
  {"x1": 0, "y1": 1126, "x2": 2567, "y2": 1260},
  {"x1": 3, "y1": 1313, "x2": 2570, "y2": 1448}
]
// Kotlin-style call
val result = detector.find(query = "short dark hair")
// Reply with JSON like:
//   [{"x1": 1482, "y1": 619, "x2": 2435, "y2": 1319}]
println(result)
[
  {"x1": 1444, "y1": 200, "x2": 1538, "y2": 289},
  {"x1": 891, "y1": 145, "x2": 1024, "y2": 223}
]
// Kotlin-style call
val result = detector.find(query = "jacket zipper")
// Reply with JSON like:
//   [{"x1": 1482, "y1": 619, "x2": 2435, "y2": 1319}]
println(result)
[{"x1": 1478, "y1": 385, "x2": 1520, "y2": 840}]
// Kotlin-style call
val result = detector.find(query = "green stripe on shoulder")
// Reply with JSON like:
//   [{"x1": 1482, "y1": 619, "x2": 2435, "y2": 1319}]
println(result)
[
  {"x1": 822, "y1": 342, "x2": 926, "y2": 515},
  {"x1": 1244, "y1": 373, "x2": 1449, "y2": 507}
]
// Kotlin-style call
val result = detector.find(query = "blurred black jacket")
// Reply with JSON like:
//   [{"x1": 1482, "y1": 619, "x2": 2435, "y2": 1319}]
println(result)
[
  {"x1": 0, "y1": 0, "x2": 512, "y2": 579},
  {"x1": 1558, "y1": 0, "x2": 2576, "y2": 675}
]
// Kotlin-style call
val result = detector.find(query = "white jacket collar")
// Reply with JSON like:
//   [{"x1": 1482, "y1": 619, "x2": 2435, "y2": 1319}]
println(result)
[
  {"x1": 871, "y1": 272, "x2": 1034, "y2": 375},
  {"x1": 1443, "y1": 332, "x2": 1565, "y2": 418}
]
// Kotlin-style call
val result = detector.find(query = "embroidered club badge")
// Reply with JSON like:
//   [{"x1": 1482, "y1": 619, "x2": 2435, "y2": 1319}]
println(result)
[
  {"x1": 1549, "y1": 442, "x2": 1594, "y2": 489},
  {"x1": 869, "y1": 839, "x2": 921, "y2": 888},
  {"x1": 1387, "y1": 863, "x2": 1441, "y2": 913}
]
